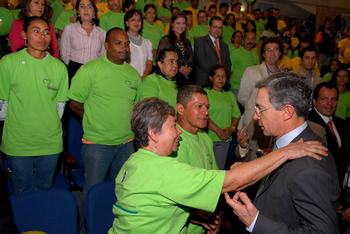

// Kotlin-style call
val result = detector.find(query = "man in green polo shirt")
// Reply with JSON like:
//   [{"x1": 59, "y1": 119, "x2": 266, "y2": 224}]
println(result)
[
  {"x1": 68, "y1": 28, "x2": 141, "y2": 207},
  {"x1": 100, "y1": 0, "x2": 125, "y2": 32},
  {"x1": 253, "y1": 9, "x2": 265, "y2": 36},
  {"x1": 230, "y1": 31, "x2": 259, "y2": 97}
]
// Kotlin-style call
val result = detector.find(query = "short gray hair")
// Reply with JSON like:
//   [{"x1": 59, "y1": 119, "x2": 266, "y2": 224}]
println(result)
[{"x1": 255, "y1": 72, "x2": 312, "y2": 119}]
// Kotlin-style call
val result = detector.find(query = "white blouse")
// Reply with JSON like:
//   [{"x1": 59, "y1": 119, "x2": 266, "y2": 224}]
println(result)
[{"x1": 129, "y1": 38, "x2": 153, "y2": 77}]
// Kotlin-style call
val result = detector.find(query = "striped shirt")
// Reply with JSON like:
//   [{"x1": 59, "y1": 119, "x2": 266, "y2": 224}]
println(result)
[{"x1": 60, "y1": 21, "x2": 106, "y2": 65}]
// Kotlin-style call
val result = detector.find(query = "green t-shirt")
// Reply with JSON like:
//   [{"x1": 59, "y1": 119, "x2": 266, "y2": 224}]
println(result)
[
  {"x1": 285, "y1": 49, "x2": 293, "y2": 60},
  {"x1": 0, "y1": 49, "x2": 69, "y2": 156},
  {"x1": 254, "y1": 20, "x2": 265, "y2": 35},
  {"x1": 141, "y1": 21, "x2": 165, "y2": 50},
  {"x1": 204, "y1": 88, "x2": 241, "y2": 142},
  {"x1": 193, "y1": 24, "x2": 209, "y2": 38},
  {"x1": 100, "y1": 11, "x2": 125, "y2": 32},
  {"x1": 67, "y1": 56, "x2": 142, "y2": 145},
  {"x1": 50, "y1": 0, "x2": 66, "y2": 28},
  {"x1": 222, "y1": 25, "x2": 235, "y2": 46},
  {"x1": 293, "y1": 50, "x2": 299, "y2": 58},
  {"x1": 259, "y1": 18, "x2": 267, "y2": 26},
  {"x1": 323, "y1": 72, "x2": 332, "y2": 82},
  {"x1": 109, "y1": 148, "x2": 225, "y2": 234},
  {"x1": 335, "y1": 91, "x2": 350, "y2": 120},
  {"x1": 229, "y1": 44, "x2": 241, "y2": 54},
  {"x1": 172, "y1": 0, "x2": 191, "y2": 11},
  {"x1": 54, "y1": 9, "x2": 76, "y2": 31},
  {"x1": 139, "y1": 73, "x2": 178, "y2": 109},
  {"x1": 187, "y1": 29, "x2": 194, "y2": 46},
  {"x1": 158, "y1": 7, "x2": 171, "y2": 28},
  {"x1": 230, "y1": 47, "x2": 259, "y2": 90},
  {"x1": 136, "y1": 0, "x2": 159, "y2": 14},
  {"x1": 173, "y1": 125, "x2": 219, "y2": 170}
]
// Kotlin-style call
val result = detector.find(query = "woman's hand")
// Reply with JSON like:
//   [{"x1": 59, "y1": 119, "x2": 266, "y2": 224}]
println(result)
[
  {"x1": 276, "y1": 138, "x2": 328, "y2": 161},
  {"x1": 179, "y1": 66, "x2": 192, "y2": 76},
  {"x1": 237, "y1": 126, "x2": 249, "y2": 148}
]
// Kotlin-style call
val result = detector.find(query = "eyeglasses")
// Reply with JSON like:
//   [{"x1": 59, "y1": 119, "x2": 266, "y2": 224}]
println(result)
[
  {"x1": 254, "y1": 105, "x2": 273, "y2": 117},
  {"x1": 264, "y1": 48, "x2": 280, "y2": 53}
]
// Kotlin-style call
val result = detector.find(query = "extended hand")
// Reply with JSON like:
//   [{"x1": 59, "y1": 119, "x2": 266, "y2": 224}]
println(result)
[
  {"x1": 224, "y1": 192, "x2": 258, "y2": 227},
  {"x1": 237, "y1": 126, "x2": 249, "y2": 148},
  {"x1": 341, "y1": 207, "x2": 350, "y2": 223},
  {"x1": 179, "y1": 66, "x2": 192, "y2": 76},
  {"x1": 276, "y1": 138, "x2": 328, "y2": 161},
  {"x1": 189, "y1": 209, "x2": 220, "y2": 231}
]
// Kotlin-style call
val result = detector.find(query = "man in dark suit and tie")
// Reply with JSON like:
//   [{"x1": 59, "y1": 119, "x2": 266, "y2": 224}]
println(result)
[
  {"x1": 308, "y1": 82, "x2": 347, "y2": 172},
  {"x1": 225, "y1": 72, "x2": 340, "y2": 233},
  {"x1": 193, "y1": 16, "x2": 231, "y2": 87}
]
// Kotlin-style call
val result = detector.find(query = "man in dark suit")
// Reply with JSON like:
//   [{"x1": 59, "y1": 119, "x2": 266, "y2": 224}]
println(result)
[
  {"x1": 225, "y1": 72, "x2": 340, "y2": 233},
  {"x1": 308, "y1": 82, "x2": 347, "y2": 171},
  {"x1": 193, "y1": 16, "x2": 231, "y2": 87}
]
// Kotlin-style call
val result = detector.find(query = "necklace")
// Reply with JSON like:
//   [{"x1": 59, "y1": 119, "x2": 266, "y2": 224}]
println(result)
[{"x1": 127, "y1": 31, "x2": 143, "y2": 46}]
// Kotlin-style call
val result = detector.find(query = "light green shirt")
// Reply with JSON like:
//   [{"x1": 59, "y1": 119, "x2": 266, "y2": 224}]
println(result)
[
  {"x1": 193, "y1": 24, "x2": 209, "y2": 38},
  {"x1": 230, "y1": 47, "x2": 259, "y2": 90},
  {"x1": 222, "y1": 25, "x2": 236, "y2": 46},
  {"x1": 323, "y1": 72, "x2": 333, "y2": 82},
  {"x1": 109, "y1": 148, "x2": 225, "y2": 234},
  {"x1": 139, "y1": 73, "x2": 178, "y2": 109},
  {"x1": 50, "y1": 0, "x2": 66, "y2": 28},
  {"x1": 204, "y1": 88, "x2": 241, "y2": 142},
  {"x1": 255, "y1": 20, "x2": 265, "y2": 35},
  {"x1": 172, "y1": 1, "x2": 191, "y2": 11},
  {"x1": 141, "y1": 21, "x2": 165, "y2": 50},
  {"x1": 335, "y1": 91, "x2": 350, "y2": 120},
  {"x1": 158, "y1": 7, "x2": 171, "y2": 28},
  {"x1": 0, "y1": 49, "x2": 68, "y2": 156},
  {"x1": 229, "y1": 43, "x2": 241, "y2": 54},
  {"x1": 54, "y1": 9, "x2": 75, "y2": 31},
  {"x1": 100, "y1": 11, "x2": 125, "y2": 32},
  {"x1": 68, "y1": 56, "x2": 142, "y2": 145}
]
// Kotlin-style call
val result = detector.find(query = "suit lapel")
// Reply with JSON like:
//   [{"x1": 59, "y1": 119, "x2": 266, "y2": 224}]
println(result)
[{"x1": 205, "y1": 35, "x2": 218, "y2": 58}]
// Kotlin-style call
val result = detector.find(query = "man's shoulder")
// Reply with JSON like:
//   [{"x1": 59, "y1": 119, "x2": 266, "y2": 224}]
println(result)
[{"x1": 195, "y1": 34, "x2": 209, "y2": 43}]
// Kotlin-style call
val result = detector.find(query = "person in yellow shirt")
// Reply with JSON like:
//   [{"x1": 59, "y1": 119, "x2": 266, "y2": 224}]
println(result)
[
  {"x1": 231, "y1": 2, "x2": 246, "y2": 33},
  {"x1": 246, "y1": 4, "x2": 254, "y2": 21},
  {"x1": 216, "y1": 2, "x2": 228, "y2": 21},
  {"x1": 273, "y1": 8, "x2": 286, "y2": 34},
  {"x1": 94, "y1": 0, "x2": 110, "y2": 19},
  {"x1": 338, "y1": 28, "x2": 350, "y2": 64},
  {"x1": 184, "y1": 0, "x2": 199, "y2": 27}
]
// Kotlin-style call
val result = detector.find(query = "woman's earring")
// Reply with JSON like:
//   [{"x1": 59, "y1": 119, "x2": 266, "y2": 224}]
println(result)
[{"x1": 154, "y1": 142, "x2": 157, "y2": 154}]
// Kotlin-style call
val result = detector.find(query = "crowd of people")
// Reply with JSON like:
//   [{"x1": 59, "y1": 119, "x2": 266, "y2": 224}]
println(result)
[{"x1": 1, "y1": 0, "x2": 350, "y2": 233}]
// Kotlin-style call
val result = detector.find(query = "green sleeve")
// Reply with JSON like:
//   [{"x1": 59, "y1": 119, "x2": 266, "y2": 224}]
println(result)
[
  {"x1": 54, "y1": 11, "x2": 66, "y2": 30},
  {"x1": 55, "y1": 61, "x2": 69, "y2": 102},
  {"x1": 139, "y1": 74, "x2": 159, "y2": 101},
  {"x1": 100, "y1": 14, "x2": 108, "y2": 31},
  {"x1": 231, "y1": 92, "x2": 241, "y2": 118},
  {"x1": 0, "y1": 56, "x2": 11, "y2": 101},
  {"x1": 67, "y1": 66, "x2": 92, "y2": 103}
]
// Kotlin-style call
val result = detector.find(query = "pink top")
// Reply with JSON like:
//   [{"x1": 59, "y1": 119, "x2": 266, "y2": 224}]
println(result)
[
  {"x1": 60, "y1": 22, "x2": 106, "y2": 65},
  {"x1": 9, "y1": 19, "x2": 59, "y2": 59}
]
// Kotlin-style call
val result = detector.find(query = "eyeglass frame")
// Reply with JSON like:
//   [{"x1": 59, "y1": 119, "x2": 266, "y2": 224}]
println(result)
[{"x1": 254, "y1": 105, "x2": 274, "y2": 117}]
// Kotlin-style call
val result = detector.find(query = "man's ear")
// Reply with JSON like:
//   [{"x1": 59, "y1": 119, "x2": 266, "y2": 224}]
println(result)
[
  {"x1": 104, "y1": 41, "x2": 109, "y2": 51},
  {"x1": 176, "y1": 103, "x2": 185, "y2": 115},
  {"x1": 312, "y1": 98, "x2": 316, "y2": 107},
  {"x1": 282, "y1": 104, "x2": 295, "y2": 121}
]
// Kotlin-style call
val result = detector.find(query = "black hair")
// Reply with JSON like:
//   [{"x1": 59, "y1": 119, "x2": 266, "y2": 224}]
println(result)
[
  {"x1": 202, "y1": 64, "x2": 231, "y2": 91},
  {"x1": 105, "y1": 27, "x2": 125, "y2": 42},
  {"x1": 208, "y1": 4, "x2": 217, "y2": 11},
  {"x1": 197, "y1": 9, "x2": 206, "y2": 18},
  {"x1": 299, "y1": 46, "x2": 317, "y2": 58},
  {"x1": 223, "y1": 13, "x2": 235, "y2": 28},
  {"x1": 245, "y1": 20, "x2": 256, "y2": 34},
  {"x1": 76, "y1": 0, "x2": 99, "y2": 26},
  {"x1": 209, "y1": 16, "x2": 222, "y2": 26},
  {"x1": 265, "y1": 16, "x2": 278, "y2": 34},
  {"x1": 122, "y1": 0, "x2": 134, "y2": 12},
  {"x1": 313, "y1": 82, "x2": 339, "y2": 101},
  {"x1": 231, "y1": 30, "x2": 242, "y2": 44},
  {"x1": 253, "y1": 9, "x2": 261, "y2": 13},
  {"x1": 162, "y1": 0, "x2": 172, "y2": 9},
  {"x1": 261, "y1": 37, "x2": 284, "y2": 60},
  {"x1": 219, "y1": 2, "x2": 228, "y2": 9},
  {"x1": 177, "y1": 85, "x2": 207, "y2": 108},
  {"x1": 22, "y1": 16, "x2": 49, "y2": 32},
  {"x1": 124, "y1": 9, "x2": 143, "y2": 34}
]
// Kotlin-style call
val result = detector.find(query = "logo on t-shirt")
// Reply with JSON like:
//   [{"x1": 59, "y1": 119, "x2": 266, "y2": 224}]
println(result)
[
  {"x1": 43, "y1": 79, "x2": 57, "y2": 91},
  {"x1": 227, "y1": 100, "x2": 234, "y2": 107},
  {"x1": 120, "y1": 170, "x2": 128, "y2": 183},
  {"x1": 125, "y1": 80, "x2": 137, "y2": 90}
]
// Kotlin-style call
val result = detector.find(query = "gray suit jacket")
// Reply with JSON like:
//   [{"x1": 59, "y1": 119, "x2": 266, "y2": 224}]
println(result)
[
  {"x1": 193, "y1": 35, "x2": 231, "y2": 87},
  {"x1": 235, "y1": 120, "x2": 327, "y2": 162},
  {"x1": 253, "y1": 126, "x2": 340, "y2": 234}
]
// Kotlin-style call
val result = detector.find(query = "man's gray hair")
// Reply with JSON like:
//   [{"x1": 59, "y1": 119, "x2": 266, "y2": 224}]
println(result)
[{"x1": 255, "y1": 72, "x2": 312, "y2": 119}]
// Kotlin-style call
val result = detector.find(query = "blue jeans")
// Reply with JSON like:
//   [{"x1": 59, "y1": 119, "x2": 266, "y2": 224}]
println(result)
[
  {"x1": 230, "y1": 89, "x2": 239, "y2": 99},
  {"x1": 81, "y1": 141, "x2": 135, "y2": 196},
  {"x1": 7, "y1": 154, "x2": 60, "y2": 194}
]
